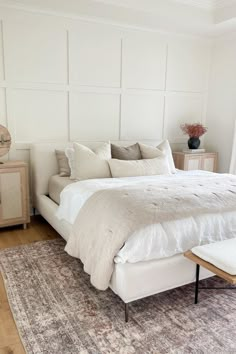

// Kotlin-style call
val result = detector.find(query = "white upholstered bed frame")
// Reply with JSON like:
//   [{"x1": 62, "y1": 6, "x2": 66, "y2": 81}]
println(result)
[{"x1": 31, "y1": 142, "x2": 212, "y2": 318}]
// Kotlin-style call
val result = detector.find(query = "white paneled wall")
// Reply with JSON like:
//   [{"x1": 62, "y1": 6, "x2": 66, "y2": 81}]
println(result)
[
  {"x1": 69, "y1": 30, "x2": 121, "y2": 87},
  {"x1": 0, "y1": 88, "x2": 6, "y2": 126},
  {"x1": 0, "y1": 23, "x2": 4, "y2": 82},
  {"x1": 121, "y1": 93, "x2": 164, "y2": 140},
  {"x1": 70, "y1": 92, "x2": 120, "y2": 141},
  {"x1": 166, "y1": 41, "x2": 209, "y2": 92},
  {"x1": 122, "y1": 36, "x2": 166, "y2": 90},
  {"x1": 0, "y1": 7, "x2": 211, "y2": 165},
  {"x1": 4, "y1": 22, "x2": 68, "y2": 84},
  {"x1": 7, "y1": 89, "x2": 68, "y2": 142},
  {"x1": 165, "y1": 93, "x2": 204, "y2": 142},
  {"x1": 206, "y1": 37, "x2": 236, "y2": 172}
]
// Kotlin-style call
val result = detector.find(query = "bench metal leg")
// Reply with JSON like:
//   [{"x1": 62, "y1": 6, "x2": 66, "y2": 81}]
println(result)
[
  {"x1": 125, "y1": 303, "x2": 129, "y2": 322},
  {"x1": 195, "y1": 264, "x2": 200, "y2": 304}
]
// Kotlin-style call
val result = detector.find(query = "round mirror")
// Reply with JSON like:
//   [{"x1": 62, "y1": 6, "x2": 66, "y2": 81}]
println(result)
[{"x1": 0, "y1": 125, "x2": 11, "y2": 158}]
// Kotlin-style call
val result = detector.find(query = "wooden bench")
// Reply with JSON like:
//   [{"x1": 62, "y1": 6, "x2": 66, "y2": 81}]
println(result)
[{"x1": 184, "y1": 239, "x2": 236, "y2": 304}]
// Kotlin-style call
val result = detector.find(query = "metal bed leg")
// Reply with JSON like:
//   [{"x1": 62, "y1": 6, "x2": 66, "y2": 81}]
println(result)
[
  {"x1": 125, "y1": 303, "x2": 129, "y2": 322},
  {"x1": 195, "y1": 264, "x2": 200, "y2": 304}
]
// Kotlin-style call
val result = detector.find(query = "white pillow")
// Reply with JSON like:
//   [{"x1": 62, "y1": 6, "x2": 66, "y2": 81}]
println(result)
[
  {"x1": 73, "y1": 142, "x2": 111, "y2": 180},
  {"x1": 139, "y1": 140, "x2": 176, "y2": 173},
  {"x1": 108, "y1": 156, "x2": 170, "y2": 178},
  {"x1": 65, "y1": 147, "x2": 76, "y2": 180}
]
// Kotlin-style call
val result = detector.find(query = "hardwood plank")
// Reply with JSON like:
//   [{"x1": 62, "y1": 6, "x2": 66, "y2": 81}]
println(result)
[
  {"x1": 0, "y1": 216, "x2": 60, "y2": 354},
  {"x1": 0, "y1": 274, "x2": 8, "y2": 304},
  {"x1": 0, "y1": 342, "x2": 25, "y2": 354},
  {"x1": 0, "y1": 308, "x2": 22, "y2": 347},
  {"x1": 0, "y1": 229, "x2": 22, "y2": 249}
]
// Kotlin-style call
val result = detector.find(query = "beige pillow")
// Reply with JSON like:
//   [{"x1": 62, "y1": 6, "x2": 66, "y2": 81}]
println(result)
[
  {"x1": 108, "y1": 156, "x2": 170, "y2": 178},
  {"x1": 73, "y1": 142, "x2": 111, "y2": 180},
  {"x1": 139, "y1": 140, "x2": 176, "y2": 173},
  {"x1": 55, "y1": 150, "x2": 71, "y2": 177},
  {"x1": 65, "y1": 147, "x2": 76, "y2": 180},
  {"x1": 111, "y1": 143, "x2": 141, "y2": 160}
]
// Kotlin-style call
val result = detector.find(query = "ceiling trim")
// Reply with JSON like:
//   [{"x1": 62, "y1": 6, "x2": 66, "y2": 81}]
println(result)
[
  {"x1": 1, "y1": 0, "x2": 236, "y2": 38},
  {"x1": 172, "y1": 0, "x2": 236, "y2": 11}
]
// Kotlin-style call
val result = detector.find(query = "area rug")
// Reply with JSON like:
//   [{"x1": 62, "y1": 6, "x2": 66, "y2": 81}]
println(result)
[{"x1": 0, "y1": 239, "x2": 236, "y2": 354}]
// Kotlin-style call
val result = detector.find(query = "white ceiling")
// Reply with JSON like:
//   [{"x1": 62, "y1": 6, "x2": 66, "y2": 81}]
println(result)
[
  {"x1": 173, "y1": 0, "x2": 236, "y2": 10},
  {"x1": 94, "y1": 0, "x2": 236, "y2": 12},
  {"x1": 2, "y1": 0, "x2": 236, "y2": 36}
]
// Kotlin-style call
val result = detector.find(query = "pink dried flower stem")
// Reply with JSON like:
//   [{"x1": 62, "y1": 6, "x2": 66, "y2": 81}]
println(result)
[{"x1": 181, "y1": 123, "x2": 207, "y2": 138}]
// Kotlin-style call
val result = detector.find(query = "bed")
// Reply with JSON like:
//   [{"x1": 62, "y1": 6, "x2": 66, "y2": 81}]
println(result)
[{"x1": 31, "y1": 142, "x2": 236, "y2": 321}]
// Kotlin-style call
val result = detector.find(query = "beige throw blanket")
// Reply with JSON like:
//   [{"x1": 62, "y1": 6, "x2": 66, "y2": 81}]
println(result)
[{"x1": 65, "y1": 174, "x2": 236, "y2": 290}]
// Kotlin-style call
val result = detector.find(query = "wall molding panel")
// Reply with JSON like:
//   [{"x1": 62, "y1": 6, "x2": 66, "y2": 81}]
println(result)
[
  {"x1": 69, "y1": 91, "x2": 120, "y2": 141},
  {"x1": 0, "y1": 21, "x2": 5, "y2": 82},
  {"x1": 0, "y1": 6, "x2": 211, "y2": 166},
  {"x1": 122, "y1": 35, "x2": 167, "y2": 90},
  {"x1": 121, "y1": 92, "x2": 165, "y2": 140},
  {"x1": 7, "y1": 88, "x2": 68, "y2": 143}
]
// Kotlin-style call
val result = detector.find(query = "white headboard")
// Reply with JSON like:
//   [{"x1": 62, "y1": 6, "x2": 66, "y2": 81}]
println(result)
[{"x1": 30, "y1": 140, "x2": 161, "y2": 207}]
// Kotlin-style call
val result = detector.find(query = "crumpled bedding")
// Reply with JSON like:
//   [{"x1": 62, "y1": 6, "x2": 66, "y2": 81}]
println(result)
[{"x1": 63, "y1": 171, "x2": 236, "y2": 290}]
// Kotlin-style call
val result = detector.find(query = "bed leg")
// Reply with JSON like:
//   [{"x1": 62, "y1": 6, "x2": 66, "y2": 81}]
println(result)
[{"x1": 125, "y1": 303, "x2": 129, "y2": 322}]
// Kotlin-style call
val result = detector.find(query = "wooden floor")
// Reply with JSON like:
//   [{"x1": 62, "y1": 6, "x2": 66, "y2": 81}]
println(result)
[{"x1": 0, "y1": 216, "x2": 59, "y2": 354}]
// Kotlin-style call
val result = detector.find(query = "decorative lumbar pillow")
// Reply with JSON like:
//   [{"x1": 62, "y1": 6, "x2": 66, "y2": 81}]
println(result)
[
  {"x1": 55, "y1": 150, "x2": 71, "y2": 177},
  {"x1": 65, "y1": 147, "x2": 76, "y2": 180},
  {"x1": 108, "y1": 155, "x2": 170, "y2": 178},
  {"x1": 111, "y1": 143, "x2": 142, "y2": 160},
  {"x1": 139, "y1": 140, "x2": 176, "y2": 173},
  {"x1": 73, "y1": 142, "x2": 111, "y2": 180}
]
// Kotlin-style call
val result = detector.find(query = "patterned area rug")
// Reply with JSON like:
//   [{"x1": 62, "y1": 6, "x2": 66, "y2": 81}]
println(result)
[{"x1": 0, "y1": 239, "x2": 236, "y2": 354}]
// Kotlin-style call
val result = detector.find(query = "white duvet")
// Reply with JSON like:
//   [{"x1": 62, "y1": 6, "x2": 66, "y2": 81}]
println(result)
[{"x1": 56, "y1": 170, "x2": 236, "y2": 264}]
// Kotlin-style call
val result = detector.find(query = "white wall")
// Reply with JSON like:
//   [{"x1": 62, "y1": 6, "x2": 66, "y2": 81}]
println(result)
[
  {"x1": 0, "y1": 7, "x2": 211, "y2": 166},
  {"x1": 206, "y1": 36, "x2": 236, "y2": 172}
]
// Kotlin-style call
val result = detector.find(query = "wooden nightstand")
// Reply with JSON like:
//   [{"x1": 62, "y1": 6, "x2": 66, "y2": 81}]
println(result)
[
  {"x1": 173, "y1": 152, "x2": 218, "y2": 172},
  {"x1": 0, "y1": 161, "x2": 30, "y2": 229}
]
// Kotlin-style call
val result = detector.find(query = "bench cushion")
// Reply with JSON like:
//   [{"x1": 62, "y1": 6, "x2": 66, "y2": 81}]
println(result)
[{"x1": 192, "y1": 238, "x2": 236, "y2": 275}]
